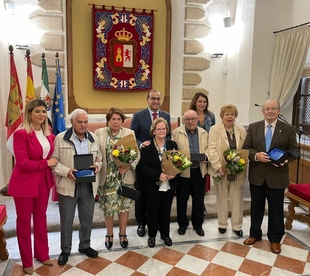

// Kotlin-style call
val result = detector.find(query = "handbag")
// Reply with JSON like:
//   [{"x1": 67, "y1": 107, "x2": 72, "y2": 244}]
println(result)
[{"x1": 117, "y1": 182, "x2": 141, "y2": 201}]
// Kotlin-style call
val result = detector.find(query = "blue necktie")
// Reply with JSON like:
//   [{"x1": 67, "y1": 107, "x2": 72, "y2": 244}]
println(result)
[{"x1": 265, "y1": 124, "x2": 272, "y2": 152}]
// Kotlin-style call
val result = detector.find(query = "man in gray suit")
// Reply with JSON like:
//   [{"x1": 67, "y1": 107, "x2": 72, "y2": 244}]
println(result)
[
  {"x1": 130, "y1": 89, "x2": 171, "y2": 237},
  {"x1": 242, "y1": 99, "x2": 298, "y2": 254}
]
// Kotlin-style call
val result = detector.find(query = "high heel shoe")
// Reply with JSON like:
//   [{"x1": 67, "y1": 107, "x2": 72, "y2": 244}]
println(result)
[
  {"x1": 41, "y1": 258, "x2": 53, "y2": 266},
  {"x1": 23, "y1": 266, "x2": 34, "y2": 275},
  {"x1": 105, "y1": 235, "x2": 113, "y2": 249},
  {"x1": 119, "y1": 234, "x2": 128, "y2": 249}
]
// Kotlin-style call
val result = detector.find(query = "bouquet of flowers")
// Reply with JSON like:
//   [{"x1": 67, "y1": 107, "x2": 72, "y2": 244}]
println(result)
[
  {"x1": 162, "y1": 149, "x2": 192, "y2": 176},
  {"x1": 111, "y1": 134, "x2": 139, "y2": 168},
  {"x1": 221, "y1": 149, "x2": 248, "y2": 181},
  {"x1": 224, "y1": 149, "x2": 246, "y2": 175},
  {"x1": 157, "y1": 149, "x2": 192, "y2": 186}
]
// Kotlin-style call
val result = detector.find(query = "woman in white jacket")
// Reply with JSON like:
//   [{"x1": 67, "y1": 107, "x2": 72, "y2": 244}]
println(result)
[{"x1": 208, "y1": 103, "x2": 247, "y2": 237}]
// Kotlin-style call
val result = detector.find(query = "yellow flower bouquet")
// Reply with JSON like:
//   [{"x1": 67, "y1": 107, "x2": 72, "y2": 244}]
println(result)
[
  {"x1": 162, "y1": 149, "x2": 192, "y2": 176},
  {"x1": 111, "y1": 134, "x2": 139, "y2": 168}
]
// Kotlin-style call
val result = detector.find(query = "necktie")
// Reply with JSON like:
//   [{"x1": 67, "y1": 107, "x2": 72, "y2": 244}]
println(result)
[
  {"x1": 265, "y1": 124, "x2": 272, "y2": 152},
  {"x1": 152, "y1": 112, "x2": 158, "y2": 120}
]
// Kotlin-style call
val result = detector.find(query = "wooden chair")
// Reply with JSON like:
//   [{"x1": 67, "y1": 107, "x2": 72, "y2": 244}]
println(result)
[{"x1": 285, "y1": 184, "x2": 310, "y2": 230}]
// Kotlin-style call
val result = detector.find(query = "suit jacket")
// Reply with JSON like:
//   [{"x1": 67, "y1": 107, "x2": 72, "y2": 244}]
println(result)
[
  {"x1": 130, "y1": 108, "x2": 171, "y2": 147},
  {"x1": 95, "y1": 127, "x2": 140, "y2": 186},
  {"x1": 242, "y1": 120, "x2": 298, "y2": 188},
  {"x1": 8, "y1": 129, "x2": 55, "y2": 197},
  {"x1": 136, "y1": 139, "x2": 179, "y2": 193},
  {"x1": 208, "y1": 123, "x2": 247, "y2": 184}
]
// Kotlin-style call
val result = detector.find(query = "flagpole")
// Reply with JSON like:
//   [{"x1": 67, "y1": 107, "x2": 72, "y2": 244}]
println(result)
[
  {"x1": 2, "y1": 45, "x2": 15, "y2": 196},
  {"x1": 9, "y1": 46, "x2": 14, "y2": 190}
]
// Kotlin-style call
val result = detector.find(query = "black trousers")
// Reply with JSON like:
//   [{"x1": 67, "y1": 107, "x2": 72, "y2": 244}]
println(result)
[
  {"x1": 176, "y1": 168, "x2": 205, "y2": 229},
  {"x1": 249, "y1": 181, "x2": 285, "y2": 243},
  {"x1": 134, "y1": 188, "x2": 147, "y2": 226},
  {"x1": 145, "y1": 189, "x2": 174, "y2": 238}
]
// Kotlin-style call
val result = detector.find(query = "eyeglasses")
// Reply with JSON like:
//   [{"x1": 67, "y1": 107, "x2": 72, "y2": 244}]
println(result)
[
  {"x1": 263, "y1": 107, "x2": 279, "y2": 111},
  {"x1": 150, "y1": 97, "x2": 162, "y2": 101},
  {"x1": 184, "y1": 117, "x2": 198, "y2": 122},
  {"x1": 155, "y1": 128, "x2": 166, "y2": 131}
]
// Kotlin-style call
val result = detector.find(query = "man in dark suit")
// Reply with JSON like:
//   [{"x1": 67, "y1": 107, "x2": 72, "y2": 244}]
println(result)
[
  {"x1": 242, "y1": 99, "x2": 298, "y2": 254},
  {"x1": 130, "y1": 89, "x2": 171, "y2": 237}
]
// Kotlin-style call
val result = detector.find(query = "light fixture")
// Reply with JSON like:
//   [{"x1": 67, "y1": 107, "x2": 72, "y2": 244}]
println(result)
[
  {"x1": 223, "y1": 17, "x2": 232, "y2": 28},
  {"x1": 212, "y1": 53, "x2": 224, "y2": 58}
]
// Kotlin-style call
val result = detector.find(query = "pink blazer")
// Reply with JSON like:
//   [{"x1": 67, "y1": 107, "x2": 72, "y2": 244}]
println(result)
[{"x1": 8, "y1": 129, "x2": 55, "y2": 197}]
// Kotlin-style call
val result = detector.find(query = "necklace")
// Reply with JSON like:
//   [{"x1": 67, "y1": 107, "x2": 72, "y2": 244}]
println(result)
[
  {"x1": 154, "y1": 138, "x2": 166, "y2": 157},
  {"x1": 226, "y1": 128, "x2": 234, "y2": 135}
]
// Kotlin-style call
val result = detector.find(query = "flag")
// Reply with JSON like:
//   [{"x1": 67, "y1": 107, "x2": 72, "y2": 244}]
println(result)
[
  {"x1": 5, "y1": 48, "x2": 23, "y2": 155},
  {"x1": 52, "y1": 57, "x2": 66, "y2": 135},
  {"x1": 40, "y1": 56, "x2": 51, "y2": 119},
  {"x1": 25, "y1": 52, "x2": 36, "y2": 105}
]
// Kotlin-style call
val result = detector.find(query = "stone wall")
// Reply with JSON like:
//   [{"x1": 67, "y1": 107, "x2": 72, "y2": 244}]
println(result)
[
  {"x1": 182, "y1": 0, "x2": 211, "y2": 114},
  {"x1": 29, "y1": 0, "x2": 66, "y2": 113}
]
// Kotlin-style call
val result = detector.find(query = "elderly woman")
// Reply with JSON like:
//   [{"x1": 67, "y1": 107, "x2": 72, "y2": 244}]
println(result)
[
  {"x1": 136, "y1": 118, "x2": 179, "y2": 248},
  {"x1": 95, "y1": 107, "x2": 140, "y2": 249},
  {"x1": 208, "y1": 103, "x2": 247, "y2": 237}
]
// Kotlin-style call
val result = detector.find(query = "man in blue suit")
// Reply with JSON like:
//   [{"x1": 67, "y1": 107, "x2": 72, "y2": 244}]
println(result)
[{"x1": 130, "y1": 89, "x2": 171, "y2": 237}]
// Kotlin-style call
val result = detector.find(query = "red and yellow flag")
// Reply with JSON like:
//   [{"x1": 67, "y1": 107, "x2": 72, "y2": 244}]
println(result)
[
  {"x1": 5, "y1": 50, "x2": 23, "y2": 154},
  {"x1": 25, "y1": 53, "x2": 35, "y2": 105}
]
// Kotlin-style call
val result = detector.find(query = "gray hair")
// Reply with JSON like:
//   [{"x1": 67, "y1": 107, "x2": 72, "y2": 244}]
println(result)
[{"x1": 70, "y1": 108, "x2": 88, "y2": 121}]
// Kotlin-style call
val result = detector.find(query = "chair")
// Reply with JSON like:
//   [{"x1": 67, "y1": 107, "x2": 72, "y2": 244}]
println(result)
[
  {"x1": 285, "y1": 184, "x2": 310, "y2": 230},
  {"x1": 0, "y1": 204, "x2": 9, "y2": 260}
]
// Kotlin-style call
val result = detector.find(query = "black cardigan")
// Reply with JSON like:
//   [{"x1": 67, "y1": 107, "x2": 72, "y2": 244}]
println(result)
[{"x1": 136, "y1": 139, "x2": 179, "y2": 193}]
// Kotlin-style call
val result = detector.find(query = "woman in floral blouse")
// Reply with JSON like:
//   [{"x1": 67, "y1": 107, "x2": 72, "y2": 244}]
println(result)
[{"x1": 95, "y1": 107, "x2": 140, "y2": 250}]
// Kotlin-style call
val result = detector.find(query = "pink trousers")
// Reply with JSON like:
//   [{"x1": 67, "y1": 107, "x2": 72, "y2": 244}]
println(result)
[{"x1": 13, "y1": 179, "x2": 50, "y2": 268}]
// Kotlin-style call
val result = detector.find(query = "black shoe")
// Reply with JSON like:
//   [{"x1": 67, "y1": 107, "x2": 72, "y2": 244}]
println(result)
[
  {"x1": 105, "y1": 235, "x2": 113, "y2": 249},
  {"x1": 218, "y1": 227, "x2": 226, "y2": 234},
  {"x1": 137, "y1": 225, "x2": 145, "y2": 237},
  {"x1": 148, "y1": 237, "x2": 156, "y2": 248},
  {"x1": 161, "y1": 236, "x2": 172, "y2": 246},
  {"x1": 234, "y1": 230, "x2": 243, "y2": 237},
  {"x1": 78, "y1": 247, "x2": 98, "y2": 258},
  {"x1": 58, "y1": 252, "x2": 69, "y2": 265},
  {"x1": 195, "y1": 227, "x2": 205, "y2": 236},
  {"x1": 119, "y1": 234, "x2": 128, "y2": 249},
  {"x1": 178, "y1": 226, "x2": 186, "y2": 235}
]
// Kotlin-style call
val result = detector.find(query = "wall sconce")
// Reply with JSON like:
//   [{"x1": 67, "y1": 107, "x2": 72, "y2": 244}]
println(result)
[
  {"x1": 212, "y1": 53, "x2": 224, "y2": 58},
  {"x1": 223, "y1": 17, "x2": 232, "y2": 28}
]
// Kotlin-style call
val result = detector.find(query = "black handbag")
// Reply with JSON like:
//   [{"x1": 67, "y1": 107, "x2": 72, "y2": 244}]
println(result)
[{"x1": 117, "y1": 183, "x2": 141, "y2": 201}]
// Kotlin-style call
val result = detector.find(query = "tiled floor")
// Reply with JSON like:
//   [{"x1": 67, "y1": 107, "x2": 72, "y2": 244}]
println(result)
[{"x1": 1, "y1": 211, "x2": 310, "y2": 276}]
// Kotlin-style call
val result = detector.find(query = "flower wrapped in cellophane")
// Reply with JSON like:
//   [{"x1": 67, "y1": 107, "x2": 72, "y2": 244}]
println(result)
[{"x1": 111, "y1": 134, "x2": 139, "y2": 168}]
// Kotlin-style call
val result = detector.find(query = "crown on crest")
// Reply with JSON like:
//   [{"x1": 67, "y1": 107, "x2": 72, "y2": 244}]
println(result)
[{"x1": 115, "y1": 28, "x2": 133, "y2": 41}]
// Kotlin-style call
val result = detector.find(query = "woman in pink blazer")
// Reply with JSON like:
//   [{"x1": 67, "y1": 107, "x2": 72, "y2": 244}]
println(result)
[{"x1": 8, "y1": 99, "x2": 58, "y2": 275}]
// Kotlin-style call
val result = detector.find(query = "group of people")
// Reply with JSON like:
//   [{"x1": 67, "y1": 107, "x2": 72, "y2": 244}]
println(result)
[{"x1": 8, "y1": 90, "x2": 298, "y2": 275}]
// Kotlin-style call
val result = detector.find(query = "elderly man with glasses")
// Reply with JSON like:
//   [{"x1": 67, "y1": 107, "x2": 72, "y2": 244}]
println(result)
[
  {"x1": 130, "y1": 89, "x2": 171, "y2": 238},
  {"x1": 172, "y1": 110, "x2": 209, "y2": 236}
]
